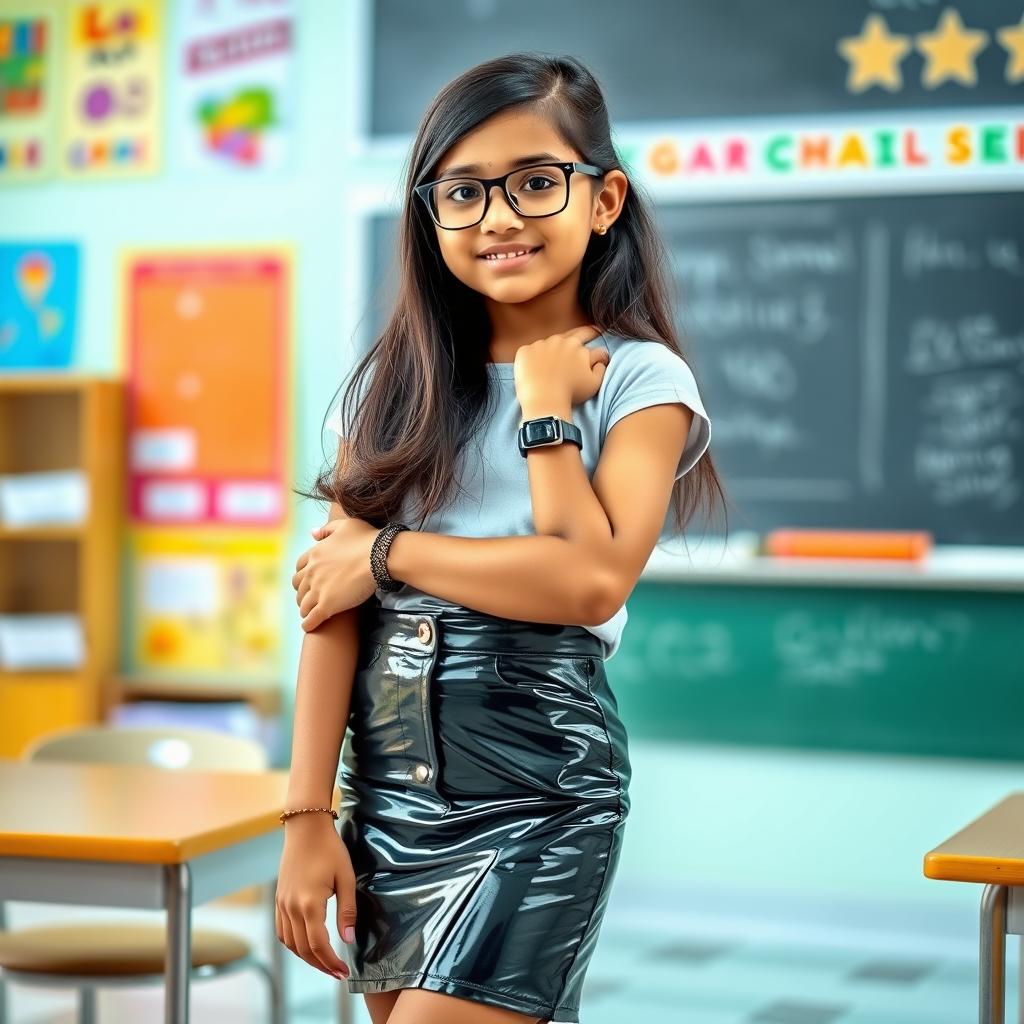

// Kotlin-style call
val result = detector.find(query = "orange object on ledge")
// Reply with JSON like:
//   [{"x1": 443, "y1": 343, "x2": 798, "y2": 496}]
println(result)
[{"x1": 761, "y1": 529, "x2": 933, "y2": 561}]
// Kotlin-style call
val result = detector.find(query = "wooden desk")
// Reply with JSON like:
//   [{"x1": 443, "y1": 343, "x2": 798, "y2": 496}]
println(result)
[
  {"x1": 924, "y1": 792, "x2": 1024, "y2": 1024},
  {"x1": 0, "y1": 758, "x2": 290, "y2": 1024}
]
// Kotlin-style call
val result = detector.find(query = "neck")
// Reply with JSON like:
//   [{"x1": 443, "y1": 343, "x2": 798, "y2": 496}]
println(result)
[{"x1": 484, "y1": 274, "x2": 589, "y2": 362}]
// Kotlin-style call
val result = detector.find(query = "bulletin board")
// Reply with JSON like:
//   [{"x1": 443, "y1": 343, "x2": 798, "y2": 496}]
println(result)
[{"x1": 122, "y1": 249, "x2": 290, "y2": 528}]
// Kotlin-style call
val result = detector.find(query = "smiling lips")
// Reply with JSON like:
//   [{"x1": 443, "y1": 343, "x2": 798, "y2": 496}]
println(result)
[{"x1": 478, "y1": 246, "x2": 542, "y2": 268}]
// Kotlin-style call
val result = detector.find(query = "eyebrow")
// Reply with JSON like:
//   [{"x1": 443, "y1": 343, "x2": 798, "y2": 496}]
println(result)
[{"x1": 435, "y1": 152, "x2": 562, "y2": 179}]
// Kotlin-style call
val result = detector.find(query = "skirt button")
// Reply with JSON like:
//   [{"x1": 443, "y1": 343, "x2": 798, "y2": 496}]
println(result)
[
  {"x1": 412, "y1": 763, "x2": 430, "y2": 782},
  {"x1": 417, "y1": 621, "x2": 432, "y2": 645}
]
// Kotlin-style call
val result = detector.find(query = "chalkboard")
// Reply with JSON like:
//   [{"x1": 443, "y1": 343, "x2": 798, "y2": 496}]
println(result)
[
  {"x1": 612, "y1": 580, "x2": 1024, "y2": 761},
  {"x1": 666, "y1": 191, "x2": 1024, "y2": 544},
  {"x1": 371, "y1": 0, "x2": 1024, "y2": 134},
  {"x1": 368, "y1": 189, "x2": 1024, "y2": 544}
]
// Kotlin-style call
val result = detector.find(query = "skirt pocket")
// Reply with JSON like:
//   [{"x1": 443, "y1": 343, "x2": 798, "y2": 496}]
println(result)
[{"x1": 484, "y1": 652, "x2": 622, "y2": 808}]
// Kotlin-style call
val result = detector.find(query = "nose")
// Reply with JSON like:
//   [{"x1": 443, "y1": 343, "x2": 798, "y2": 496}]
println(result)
[{"x1": 479, "y1": 183, "x2": 523, "y2": 231}]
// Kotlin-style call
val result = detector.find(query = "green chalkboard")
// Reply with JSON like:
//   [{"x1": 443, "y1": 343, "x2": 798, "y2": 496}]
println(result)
[{"x1": 608, "y1": 581, "x2": 1023, "y2": 761}]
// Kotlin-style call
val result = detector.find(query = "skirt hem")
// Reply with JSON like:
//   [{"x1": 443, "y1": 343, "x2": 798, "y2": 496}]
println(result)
[{"x1": 344, "y1": 970, "x2": 580, "y2": 1022}]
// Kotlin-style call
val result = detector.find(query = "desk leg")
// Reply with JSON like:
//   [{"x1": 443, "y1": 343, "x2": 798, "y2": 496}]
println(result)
[
  {"x1": 981, "y1": 883, "x2": 1008, "y2": 1024},
  {"x1": 267, "y1": 879, "x2": 287, "y2": 1024},
  {"x1": 0, "y1": 899, "x2": 8, "y2": 1024},
  {"x1": 165, "y1": 862, "x2": 193, "y2": 1024}
]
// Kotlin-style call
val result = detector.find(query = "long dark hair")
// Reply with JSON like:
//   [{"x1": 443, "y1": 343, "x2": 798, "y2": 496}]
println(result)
[{"x1": 298, "y1": 52, "x2": 730, "y2": 545}]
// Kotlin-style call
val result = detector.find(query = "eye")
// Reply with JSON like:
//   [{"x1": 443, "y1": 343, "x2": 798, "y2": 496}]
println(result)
[
  {"x1": 446, "y1": 183, "x2": 481, "y2": 203},
  {"x1": 522, "y1": 175, "x2": 556, "y2": 191}
]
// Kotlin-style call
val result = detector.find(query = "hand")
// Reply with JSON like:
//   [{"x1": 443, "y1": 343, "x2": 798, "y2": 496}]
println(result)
[
  {"x1": 292, "y1": 517, "x2": 380, "y2": 631},
  {"x1": 275, "y1": 812, "x2": 356, "y2": 980},
  {"x1": 513, "y1": 324, "x2": 609, "y2": 410}
]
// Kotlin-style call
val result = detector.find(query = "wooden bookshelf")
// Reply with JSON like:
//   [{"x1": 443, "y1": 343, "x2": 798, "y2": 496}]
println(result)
[{"x1": 0, "y1": 373, "x2": 123, "y2": 757}]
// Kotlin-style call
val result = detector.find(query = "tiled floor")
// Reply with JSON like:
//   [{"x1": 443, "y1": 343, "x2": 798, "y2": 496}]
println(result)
[{"x1": 1, "y1": 876, "x2": 1012, "y2": 1023}]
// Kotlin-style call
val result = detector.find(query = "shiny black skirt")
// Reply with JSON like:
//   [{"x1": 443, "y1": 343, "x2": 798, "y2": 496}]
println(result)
[{"x1": 336, "y1": 600, "x2": 632, "y2": 1022}]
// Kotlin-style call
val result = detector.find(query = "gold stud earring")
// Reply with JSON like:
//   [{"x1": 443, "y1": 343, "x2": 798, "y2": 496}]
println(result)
[{"x1": 595, "y1": 224, "x2": 608, "y2": 235}]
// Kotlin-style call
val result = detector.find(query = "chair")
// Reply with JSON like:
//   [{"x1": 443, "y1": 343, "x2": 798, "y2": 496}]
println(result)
[{"x1": 0, "y1": 725, "x2": 286, "y2": 1024}]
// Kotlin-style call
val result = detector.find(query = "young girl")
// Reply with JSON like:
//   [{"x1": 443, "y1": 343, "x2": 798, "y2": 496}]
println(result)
[{"x1": 279, "y1": 52, "x2": 726, "y2": 1024}]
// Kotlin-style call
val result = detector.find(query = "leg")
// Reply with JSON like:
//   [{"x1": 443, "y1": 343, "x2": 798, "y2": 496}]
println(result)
[
  {"x1": 165, "y1": 862, "x2": 192, "y2": 1024},
  {"x1": 981, "y1": 883, "x2": 1007, "y2": 1024},
  {"x1": 388, "y1": 989, "x2": 547, "y2": 1024},
  {"x1": 363, "y1": 991, "x2": 400, "y2": 1024}
]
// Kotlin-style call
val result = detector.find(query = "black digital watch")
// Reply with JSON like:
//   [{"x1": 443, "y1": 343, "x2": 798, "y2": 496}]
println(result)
[{"x1": 517, "y1": 416, "x2": 583, "y2": 458}]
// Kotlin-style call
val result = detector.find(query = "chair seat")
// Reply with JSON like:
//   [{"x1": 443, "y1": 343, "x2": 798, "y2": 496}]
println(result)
[{"x1": 0, "y1": 921, "x2": 251, "y2": 976}]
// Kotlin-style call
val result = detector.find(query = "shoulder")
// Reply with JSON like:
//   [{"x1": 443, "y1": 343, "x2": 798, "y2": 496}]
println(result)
[
  {"x1": 590, "y1": 332, "x2": 713, "y2": 479},
  {"x1": 593, "y1": 333, "x2": 704, "y2": 406}
]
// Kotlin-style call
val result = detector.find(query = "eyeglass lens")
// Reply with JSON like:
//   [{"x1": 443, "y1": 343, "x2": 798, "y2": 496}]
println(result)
[{"x1": 427, "y1": 165, "x2": 567, "y2": 228}]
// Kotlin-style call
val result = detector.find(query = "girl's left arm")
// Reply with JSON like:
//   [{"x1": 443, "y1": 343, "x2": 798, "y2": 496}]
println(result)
[
  {"x1": 518, "y1": 392, "x2": 694, "y2": 564},
  {"x1": 386, "y1": 397, "x2": 694, "y2": 624}
]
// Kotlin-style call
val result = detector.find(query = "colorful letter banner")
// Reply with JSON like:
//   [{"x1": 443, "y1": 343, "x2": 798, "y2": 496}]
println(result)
[
  {"x1": 123, "y1": 249, "x2": 291, "y2": 528},
  {"x1": 0, "y1": 1, "x2": 59, "y2": 184},
  {"x1": 61, "y1": 0, "x2": 164, "y2": 179},
  {"x1": 175, "y1": 0, "x2": 295, "y2": 174}
]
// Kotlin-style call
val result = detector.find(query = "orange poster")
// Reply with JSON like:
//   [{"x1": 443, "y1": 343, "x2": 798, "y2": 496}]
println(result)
[{"x1": 123, "y1": 249, "x2": 290, "y2": 526}]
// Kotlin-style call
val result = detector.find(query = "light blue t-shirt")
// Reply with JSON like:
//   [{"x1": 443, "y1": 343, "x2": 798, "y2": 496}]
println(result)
[{"x1": 326, "y1": 332, "x2": 711, "y2": 660}]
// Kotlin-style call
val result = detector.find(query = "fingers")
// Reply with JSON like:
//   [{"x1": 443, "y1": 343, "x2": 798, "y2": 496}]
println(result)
[
  {"x1": 276, "y1": 894, "x2": 350, "y2": 980},
  {"x1": 568, "y1": 323, "x2": 601, "y2": 340},
  {"x1": 299, "y1": 589, "x2": 317, "y2": 618},
  {"x1": 336, "y1": 867, "x2": 358, "y2": 949},
  {"x1": 299, "y1": 904, "x2": 351, "y2": 979},
  {"x1": 302, "y1": 606, "x2": 326, "y2": 633},
  {"x1": 295, "y1": 551, "x2": 309, "y2": 573}
]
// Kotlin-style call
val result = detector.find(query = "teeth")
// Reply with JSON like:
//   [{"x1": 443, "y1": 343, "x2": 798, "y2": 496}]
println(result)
[{"x1": 484, "y1": 249, "x2": 531, "y2": 260}]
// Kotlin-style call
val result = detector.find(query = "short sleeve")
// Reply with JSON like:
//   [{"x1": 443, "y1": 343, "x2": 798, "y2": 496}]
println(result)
[{"x1": 601, "y1": 341, "x2": 712, "y2": 479}]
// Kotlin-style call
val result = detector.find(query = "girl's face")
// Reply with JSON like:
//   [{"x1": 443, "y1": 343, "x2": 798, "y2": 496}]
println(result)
[{"x1": 423, "y1": 109, "x2": 626, "y2": 307}]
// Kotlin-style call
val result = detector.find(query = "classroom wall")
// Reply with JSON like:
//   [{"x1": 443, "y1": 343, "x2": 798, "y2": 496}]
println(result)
[{"x1": 2, "y1": 4, "x2": 356, "y2": 710}]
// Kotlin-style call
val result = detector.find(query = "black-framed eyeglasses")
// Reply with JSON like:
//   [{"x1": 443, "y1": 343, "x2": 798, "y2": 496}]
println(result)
[{"x1": 413, "y1": 161, "x2": 604, "y2": 230}]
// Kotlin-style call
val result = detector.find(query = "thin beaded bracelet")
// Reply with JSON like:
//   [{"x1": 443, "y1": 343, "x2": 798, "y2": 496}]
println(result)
[{"x1": 279, "y1": 806, "x2": 339, "y2": 825}]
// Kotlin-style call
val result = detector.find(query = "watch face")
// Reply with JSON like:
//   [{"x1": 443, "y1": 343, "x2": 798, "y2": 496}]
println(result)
[{"x1": 524, "y1": 418, "x2": 558, "y2": 444}]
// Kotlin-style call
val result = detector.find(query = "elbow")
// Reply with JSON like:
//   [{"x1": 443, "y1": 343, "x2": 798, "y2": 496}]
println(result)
[{"x1": 578, "y1": 567, "x2": 623, "y2": 627}]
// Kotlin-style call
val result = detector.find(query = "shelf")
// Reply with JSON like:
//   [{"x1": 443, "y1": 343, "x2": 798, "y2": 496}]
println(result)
[
  {"x1": 0, "y1": 376, "x2": 123, "y2": 756},
  {"x1": 0, "y1": 669, "x2": 85, "y2": 684},
  {"x1": 0, "y1": 372, "x2": 121, "y2": 392},
  {"x1": 0, "y1": 524, "x2": 84, "y2": 540},
  {"x1": 115, "y1": 676, "x2": 282, "y2": 716}
]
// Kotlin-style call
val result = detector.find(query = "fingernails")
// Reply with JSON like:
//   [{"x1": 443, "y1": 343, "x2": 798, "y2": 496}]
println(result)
[{"x1": 343, "y1": 925, "x2": 355, "y2": 943}]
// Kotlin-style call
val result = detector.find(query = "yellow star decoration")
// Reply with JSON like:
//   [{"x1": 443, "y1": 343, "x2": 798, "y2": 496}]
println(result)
[
  {"x1": 996, "y1": 16, "x2": 1024, "y2": 83},
  {"x1": 916, "y1": 7, "x2": 989, "y2": 88},
  {"x1": 837, "y1": 13, "x2": 912, "y2": 92}
]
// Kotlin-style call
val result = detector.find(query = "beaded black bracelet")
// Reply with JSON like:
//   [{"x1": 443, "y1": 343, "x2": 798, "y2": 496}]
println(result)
[{"x1": 370, "y1": 522, "x2": 410, "y2": 592}]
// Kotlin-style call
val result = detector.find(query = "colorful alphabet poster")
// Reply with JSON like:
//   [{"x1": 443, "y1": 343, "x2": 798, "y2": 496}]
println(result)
[
  {"x1": 175, "y1": 0, "x2": 295, "y2": 174},
  {"x1": 122, "y1": 248, "x2": 291, "y2": 528},
  {"x1": 0, "y1": 1, "x2": 59, "y2": 184},
  {"x1": 61, "y1": 0, "x2": 164, "y2": 179},
  {"x1": 0, "y1": 242, "x2": 78, "y2": 367},
  {"x1": 128, "y1": 528, "x2": 283, "y2": 676}
]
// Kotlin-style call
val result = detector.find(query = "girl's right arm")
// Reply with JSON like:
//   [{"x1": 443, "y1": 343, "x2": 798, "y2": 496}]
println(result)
[{"x1": 276, "y1": 465, "x2": 362, "y2": 980}]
